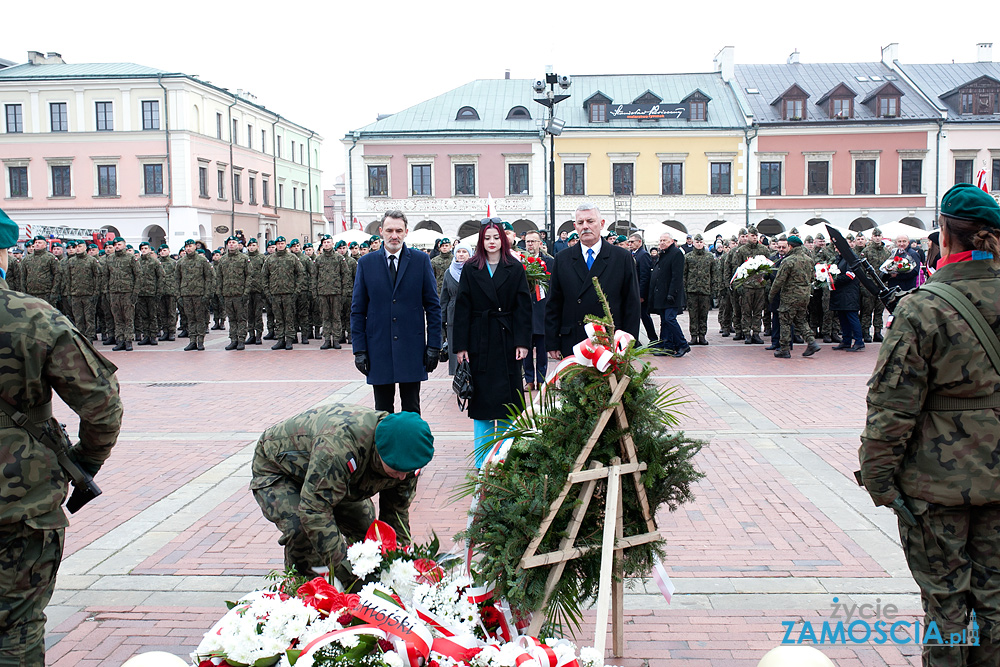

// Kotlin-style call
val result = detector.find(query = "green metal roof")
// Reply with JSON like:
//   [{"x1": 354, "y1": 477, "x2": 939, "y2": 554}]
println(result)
[
  {"x1": 0, "y1": 62, "x2": 169, "y2": 79},
  {"x1": 349, "y1": 73, "x2": 748, "y2": 138}
]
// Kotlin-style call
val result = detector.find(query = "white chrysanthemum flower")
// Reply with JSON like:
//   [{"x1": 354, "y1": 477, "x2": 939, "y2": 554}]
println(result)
[
  {"x1": 579, "y1": 646, "x2": 602, "y2": 667},
  {"x1": 347, "y1": 539, "x2": 383, "y2": 578},
  {"x1": 383, "y1": 651, "x2": 405, "y2": 667},
  {"x1": 381, "y1": 559, "x2": 420, "y2": 605}
]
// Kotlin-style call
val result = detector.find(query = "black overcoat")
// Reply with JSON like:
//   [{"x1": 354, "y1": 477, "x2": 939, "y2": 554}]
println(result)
[
  {"x1": 453, "y1": 258, "x2": 532, "y2": 421},
  {"x1": 649, "y1": 243, "x2": 686, "y2": 311},
  {"x1": 830, "y1": 257, "x2": 861, "y2": 311}
]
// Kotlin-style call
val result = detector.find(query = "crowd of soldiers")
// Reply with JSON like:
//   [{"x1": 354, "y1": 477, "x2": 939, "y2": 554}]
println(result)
[{"x1": 4, "y1": 232, "x2": 391, "y2": 352}]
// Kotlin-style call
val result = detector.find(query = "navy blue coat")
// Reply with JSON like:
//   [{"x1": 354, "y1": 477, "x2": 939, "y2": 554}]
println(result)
[
  {"x1": 649, "y1": 243, "x2": 686, "y2": 311},
  {"x1": 632, "y1": 246, "x2": 653, "y2": 302},
  {"x1": 351, "y1": 245, "x2": 442, "y2": 385}
]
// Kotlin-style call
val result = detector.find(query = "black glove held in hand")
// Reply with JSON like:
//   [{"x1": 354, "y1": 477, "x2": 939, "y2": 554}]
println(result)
[
  {"x1": 355, "y1": 352, "x2": 370, "y2": 376},
  {"x1": 425, "y1": 347, "x2": 440, "y2": 373}
]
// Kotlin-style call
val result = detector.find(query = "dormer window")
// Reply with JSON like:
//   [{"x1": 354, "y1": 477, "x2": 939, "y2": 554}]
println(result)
[
  {"x1": 456, "y1": 106, "x2": 479, "y2": 120},
  {"x1": 862, "y1": 82, "x2": 904, "y2": 118},
  {"x1": 878, "y1": 95, "x2": 899, "y2": 117},
  {"x1": 682, "y1": 90, "x2": 711, "y2": 122},
  {"x1": 690, "y1": 101, "x2": 706, "y2": 120},
  {"x1": 506, "y1": 106, "x2": 531, "y2": 120},
  {"x1": 955, "y1": 78, "x2": 1000, "y2": 115},
  {"x1": 590, "y1": 103, "x2": 607, "y2": 123},
  {"x1": 832, "y1": 98, "x2": 852, "y2": 118},
  {"x1": 773, "y1": 84, "x2": 809, "y2": 121},
  {"x1": 818, "y1": 83, "x2": 856, "y2": 120},
  {"x1": 784, "y1": 99, "x2": 804, "y2": 120}
]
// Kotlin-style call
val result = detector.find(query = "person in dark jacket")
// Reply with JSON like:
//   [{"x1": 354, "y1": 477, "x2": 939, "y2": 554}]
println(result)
[
  {"x1": 628, "y1": 232, "x2": 657, "y2": 342},
  {"x1": 885, "y1": 234, "x2": 922, "y2": 292},
  {"x1": 649, "y1": 232, "x2": 689, "y2": 357},
  {"x1": 830, "y1": 251, "x2": 863, "y2": 351},
  {"x1": 453, "y1": 220, "x2": 532, "y2": 468},
  {"x1": 521, "y1": 230, "x2": 552, "y2": 391},
  {"x1": 439, "y1": 242, "x2": 471, "y2": 375}
]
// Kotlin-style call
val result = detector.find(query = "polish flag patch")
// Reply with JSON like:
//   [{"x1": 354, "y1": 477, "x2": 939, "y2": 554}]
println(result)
[{"x1": 347, "y1": 458, "x2": 357, "y2": 473}]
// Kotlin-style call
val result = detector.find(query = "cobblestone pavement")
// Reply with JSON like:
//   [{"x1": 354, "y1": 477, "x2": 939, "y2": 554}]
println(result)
[{"x1": 42, "y1": 316, "x2": 922, "y2": 666}]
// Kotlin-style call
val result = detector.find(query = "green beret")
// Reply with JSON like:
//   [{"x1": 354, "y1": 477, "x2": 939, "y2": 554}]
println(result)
[
  {"x1": 361, "y1": 241, "x2": 370, "y2": 248},
  {"x1": 158, "y1": 244, "x2": 168, "y2": 250},
  {"x1": 567, "y1": 232, "x2": 579, "y2": 240},
  {"x1": 226, "y1": 236, "x2": 238, "y2": 242},
  {"x1": 275, "y1": 236, "x2": 286, "y2": 243},
  {"x1": 184, "y1": 239, "x2": 195, "y2": 246},
  {"x1": 693, "y1": 234, "x2": 703, "y2": 241},
  {"x1": 248, "y1": 237, "x2": 258, "y2": 244},
  {"x1": 303, "y1": 242, "x2": 313, "y2": 249},
  {"x1": 126, "y1": 244, "x2": 134, "y2": 250},
  {"x1": 370, "y1": 235, "x2": 379, "y2": 242},
  {"x1": 290, "y1": 238, "x2": 300, "y2": 245},
  {"x1": 616, "y1": 235, "x2": 627, "y2": 243},
  {"x1": 788, "y1": 235, "x2": 802, "y2": 246},
  {"x1": 0, "y1": 208, "x2": 19, "y2": 248},
  {"x1": 196, "y1": 248, "x2": 206, "y2": 255},
  {"x1": 65, "y1": 241, "x2": 76, "y2": 247},
  {"x1": 267, "y1": 240, "x2": 275, "y2": 246},
  {"x1": 941, "y1": 183, "x2": 1000, "y2": 230},
  {"x1": 349, "y1": 241, "x2": 359, "y2": 248},
  {"x1": 502, "y1": 221, "x2": 514, "y2": 231},
  {"x1": 99, "y1": 249, "x2": 106, "y2": 256},
  {"x1": 111, "y1": 236, "x2": 124, "y2": 244},
  {"x1": 814, "y1": 233, "x2": 826, "y2": 241},
  {"x1": 440, "y1": 237, "x2": 451, "y2": 244},
  {"x1": 335, "y1": 240, "x2": 346, "y2": 249},
  {"x1": 375, "y1": 412, "x2": 434, "y2": 472},
  {"x1": 139, "y1": 241, "x2": 150, "y2": 248},
  {"x1": 747, "y1": 225, "x2": 759, "y2": 235},
  {"x1": 33, "y1": 235, "x2": 47, "y2": 243}
]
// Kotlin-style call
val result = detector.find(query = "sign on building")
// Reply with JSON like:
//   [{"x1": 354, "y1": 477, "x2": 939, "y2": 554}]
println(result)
[{"x1": 607, "y1": 104, "x2": 689, "y2": 120}]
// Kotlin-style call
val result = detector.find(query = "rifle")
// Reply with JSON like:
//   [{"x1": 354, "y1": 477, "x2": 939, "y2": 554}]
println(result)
[
  {"x1": 0, "y1": 400, "x2": 102, "y2": 513},
  {"x1": 825, "y1": 225, "x2": 902, "y2": 313}
]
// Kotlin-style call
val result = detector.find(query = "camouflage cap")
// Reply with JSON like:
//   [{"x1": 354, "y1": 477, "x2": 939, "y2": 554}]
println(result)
[
  {"x1": 778, "y1": 234, "x2": 788, "y2": 241},
  {"x1": 730, "y1": 235, "x2": 738, "y2": 242},
  {"x1": 747, "y1": 225, "x2": 759, "y2": 235},
  {"x1": 0, "y1": 208, "x2": 18, "y2": 248},
  {"x1": 814, "y1": 233, "x2": 826, "y2": 240},
  {"x1": 738, "y1": 228, "x2": 748, "y2": 235},
  {"x1": 871, "y1": 227, "x2": 883, "y2": 236},
  {"x1": 805, "y1": 235, "x2": 814, "y2": 243},
  {"x1": 375, "y1": 412, "x2": 434, "y2": 472},
  {"x1": 789, "y1": 227, "x2": 800, "y2": 235},
  {"x1": 941, "y1": 182, "x2": 1000, "y2": 230},
  {"x1": 846, "y1": 233, "x2": 855, "y2": 241},
  {"x1": 693, "y1": 234, "x2": 704, "y2": 241}
]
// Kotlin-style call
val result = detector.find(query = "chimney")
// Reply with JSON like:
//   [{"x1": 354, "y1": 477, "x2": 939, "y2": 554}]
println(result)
[
  {"x1": 978, "y1": 42, "x2": 993, "y2": 62},
  {"x1": 714, "y1": 46, "x2": 734, "y2": 82},
  {"x1": 28, "y1": 51, "x2": 65, "y2": 65},
  {"x1": 505, "y1": 69, "x2": 510, "y2": 80},
  {"x1": 28, "y1": 51, "x2": 44, "y2": 65},
  {"x1": 881, "y1": 42, "x2": 899, "y2": 66},
  {"x1": 787, "y1": 49, "x2": 800, "y2": 65},
  {"x1": 45, "y1": 52, "x2": 64, "y2": 63}
]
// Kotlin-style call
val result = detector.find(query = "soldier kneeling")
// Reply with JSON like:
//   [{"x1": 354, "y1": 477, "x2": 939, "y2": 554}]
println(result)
[{"x1": 250, "y1": 405, "x2": 433, "y2": 585}]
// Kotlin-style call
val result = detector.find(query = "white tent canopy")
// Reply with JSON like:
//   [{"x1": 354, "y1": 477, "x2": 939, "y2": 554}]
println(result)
[
  {"x1": 405, "y1": 227, "x2": 446, "y2": 248},
  {"x1": 330, "y1": 229, "x2": 371, "y2": 244},
  {"x1": 876, "y1": 221, "x2": 932, "y2": 240}
]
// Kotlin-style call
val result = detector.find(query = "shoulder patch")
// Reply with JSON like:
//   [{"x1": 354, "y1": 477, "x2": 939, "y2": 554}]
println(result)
[{"x1": 347, "y1": 457, "x2": 357, "y2": 473}]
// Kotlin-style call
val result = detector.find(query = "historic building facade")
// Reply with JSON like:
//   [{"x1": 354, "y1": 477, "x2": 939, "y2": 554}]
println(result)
[{"x1": 0, "y1": 51, "x2": 324, "y2": 250}]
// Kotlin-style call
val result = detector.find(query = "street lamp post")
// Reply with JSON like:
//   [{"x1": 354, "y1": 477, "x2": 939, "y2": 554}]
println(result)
[{"x1": 533, "y1": 73, "x2": 570, "y2": 243}]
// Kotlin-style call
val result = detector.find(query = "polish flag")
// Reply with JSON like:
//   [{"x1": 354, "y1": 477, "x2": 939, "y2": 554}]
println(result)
[
  {"x1": 353, "y1": 217, "x2": 360, "y2": 230},
  {"x1": 485, "y1": 193, "x2": 495, "y2": 218},
  {"x1": 652, "y1": 556, "x2": 675, "y2": 604},
  {"x1": 977, "y1": 168, "x2": 990, "y2": 194}
]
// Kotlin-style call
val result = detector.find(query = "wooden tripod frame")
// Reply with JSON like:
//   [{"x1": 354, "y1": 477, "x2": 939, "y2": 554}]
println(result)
[{"x1": 518, "y1": 373, "x2": 660, "y2": 657}]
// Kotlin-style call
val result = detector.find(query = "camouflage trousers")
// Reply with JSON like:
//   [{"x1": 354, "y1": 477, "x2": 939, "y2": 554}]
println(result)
[
  {"x1": 246, "y1": 291, "x2": 266, "y2": 338},
  {"x1": 687, "y1": 293, "x2": 711, "y2": 338},
  {"x1": 900, "y1": 500, "x2": 1000, "y2": 666},
  {"x1": 778, "y1": 303, "x2": 814, "y2": 352},
  {"x1": 98, "y1": 293, "x2": 113, "y2": 336},
  {"x1": 731, "y1": 287, "x2": 744, "y2": 335},
  {"x1": 809, "y1": 288, "x2": 839, "y2": 337},
  {"x1": 224, "y1": 296, "x2": 247, "y2": 342},
  {"x1": 177, "y1": 296, "x2": 188, "y2": 332},
  {"x1": 717, "y1": 290, "x2": 732, "y2": 332},
  {"x1": 318, "y1": 295, "x2": 342, "y2": 342},
  {"x1": 0, "y1": 524, "x2": 64, "y2": 667},
  {"x1": 109, "y1": 293, "x2": 135, "y2": 343},
  {"x1": 159, "y1": 295, "x2": 177, "y2": 335},
  {"x1": 211, "y1": 295, "x2": 223, "y2": 327},
  {"x1": 270, "y1": 293, "x2": 297, "y2": 340},
  {"x1": 739, "y1": 287, "x2": 767, "y2": 335},
  {"x1": 135, "y1": 295, "x2": 159, "y2": 339},
  {"x1": 181, "y1": 296, "x2": 208, "y2": 337},
  {"x1": 70, "y1": 296, "x2": 97, "y2": 340},
  {"x1": 296, "y1": 292, "x2": 313, "y2": 337},
  {"x1": 860, "y1": 289, "x2": 884, "y2": 337},
  {"x1": 251, "y1": 477, "x2": 374, "y2": 576},
  {"x1": 340, "y1": 298, "x2": 352, "y2": 342}
]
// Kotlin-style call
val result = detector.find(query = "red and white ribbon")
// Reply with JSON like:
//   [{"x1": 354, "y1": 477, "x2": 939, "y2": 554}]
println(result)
[
  {"x1": 297, "y1": 625, "x2": 388, "y2": 665},
  {"x1": 431, "y1": 634, "x2": 483, "y2": 663},
  {"x1": 351, "y1": 589, "x2": 433, "y2": 667}
]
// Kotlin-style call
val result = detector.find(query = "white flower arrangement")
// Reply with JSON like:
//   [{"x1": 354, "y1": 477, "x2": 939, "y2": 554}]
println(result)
[
  {"x1": 380, "y1": 558, "x2": 420, "y2": 604},
  {"x1": 731, "y1": 255, "x2": 775, "y2": 288},
  {"x1": 411, "y1": 573, "x2": 480, "y2": 636},
  {"x1": 347, "y1": 539, "x2": 383, "y2": 578}
]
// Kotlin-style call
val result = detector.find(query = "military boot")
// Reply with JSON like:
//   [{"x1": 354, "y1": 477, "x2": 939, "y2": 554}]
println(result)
[
  {"x1": 271, "y1": 339, "x2": 286, "y2": 350},
  {"x1": 125, "y1": 340, "x2": 133, "y2": 351},
  {"x1": 699, "y1": 335, "x2": 708, "y2": 346},
  {"x1": 236, "y1": 340, "x2": 245, "y2": 351},
  {"x1": 802, "y1": 341, "x2": 822, "y2": 357},
  {"x1": 721, "y1": 330, "x2": 730, "y2": 337},
  {"x1": 339, "y1": 334, "x2": 348, "y2": 344},
  {"x1": 299, "y1": 332, "x2": 309, "y2": 345},
  {"x1": 830, "y1": 332, "x2": 842, "y2": 343},
  {"x1": 138, "y1": 336, "x2": 152, "y2": 346},
  {"x1": 773, "y1": 349, "x2": 791, "y2": 358},
  {"x1": 103, "y1": 335, "x2": 116, "y2": 346},
  {"x1": 112, "y1": 339, "x2": 126, "y2": 351},
  {"x1": 225, "y1": 340, "x2": 238, "y2": 350},
  {"x1": 158, "y1": 332, "x2": 169, "y2": 341},
  {"x1": 873, "y1": 332, "x2": 883, "y2": 342},
  {"x1": 320, "y1": 338, "x2": 333, "y2": 350},
  {"x1": 196, "y1": 336, "x2": 205, "y2": 351},
  {"x1": 255, "y1": 335, "x2": 262, "y2": 345},
  {"x1": 245, "y1": 334, "x2": 255, "y2": 345},
  {"x1": 211, "y1": 321, "x2": 224, "y2": 330},
  {"x1": 750, "y1": 333, "x2": 764, "y2": 345},
  {"x1": 184, "y1": 339, "x2": 197, "y2": 351},
  {"x1": 734, "y1": 332, "x2": 745, "y2": 341},
  {"x1": 285, "y1": 337, "x2": 295, "y2": 350},
  {"x1": 165, "y1": 333, "x2": 175, "y2": 341},
  {"x1": 178, "y1": 329, "x2": 189, "y2": 338},
  {"x1": 149, "y1": 337, "x2": 158, "y2": 346},
  {"x1": 863, "y1": 333, "x2": 872, "y2": 343},
  {"x1": 263, "y1": 331, "x2": 275, "y2": 340},
  {"x1": 332, "y1": 338, "x2": 342, "y2": 349}
]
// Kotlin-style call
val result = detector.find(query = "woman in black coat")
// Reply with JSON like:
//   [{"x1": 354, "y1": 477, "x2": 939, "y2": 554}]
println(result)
[
  {"x1": 830, "y1": 255, "x2": 864, "y2": 351},
  {"x1": 454, "y1": 220, "x2": 532, "y2": 468}
]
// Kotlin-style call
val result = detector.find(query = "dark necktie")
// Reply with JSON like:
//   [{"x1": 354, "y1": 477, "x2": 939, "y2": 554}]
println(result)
[{"x1": 388, "y1": 254, "x2": 397, "y2": 285}]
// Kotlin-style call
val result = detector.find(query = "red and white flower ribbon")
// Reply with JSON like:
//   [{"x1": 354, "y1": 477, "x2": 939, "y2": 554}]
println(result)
[
  {"x1": 297, "y1": 625, "x2": 389, "y2": 665},
  {"x1": 545, "y1": 325, "x2": 635, "y2": 390}
]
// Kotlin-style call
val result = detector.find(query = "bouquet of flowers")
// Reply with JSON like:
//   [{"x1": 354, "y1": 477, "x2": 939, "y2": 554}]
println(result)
[
  {"x1": 879, "y1": 254, "x2": 915, "y2": 275},
  {"x1": 813, "y1": 263, "x2": 841, "y2": 289},
  {"x1": 519, "y1": 254, "x2": 551, "y2": 299},
  {"x1": 730, "y1": 255, "x2": 775, "y2": 288}
]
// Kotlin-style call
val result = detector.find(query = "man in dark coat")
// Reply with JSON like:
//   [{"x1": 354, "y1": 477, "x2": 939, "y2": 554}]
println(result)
[
  {"x1": 545, "y1": 204, "x2": 640, "y2": 358},
  {"x1": 351, "y1": 210, "x2": 442, "y2": 414},
  {"x1": 649, "y1": 232, "x2": 689, "y2": 357},
  {"x1": 521, "y1": 230, "x2": 552, "y2": 390},
  {"x1": 628, "y1": 232, "x2": 658, "y2": 342}
]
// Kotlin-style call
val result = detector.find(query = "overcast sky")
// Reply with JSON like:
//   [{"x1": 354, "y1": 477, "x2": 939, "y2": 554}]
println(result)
[{"x1": 4, "y1": 0, "x2": 996, "y2": 187}]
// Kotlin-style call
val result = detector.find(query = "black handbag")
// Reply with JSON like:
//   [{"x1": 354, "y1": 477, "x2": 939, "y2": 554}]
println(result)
[{"x1": 452, "y1": 359, "x2": 474, "y2": 411}]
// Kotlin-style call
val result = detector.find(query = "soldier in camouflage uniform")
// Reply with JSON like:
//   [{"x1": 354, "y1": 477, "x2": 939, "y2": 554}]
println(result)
[
  {"x1": 731, "y1": 226, "x2": 769, "y2": 344},
  {"x1": 684, "y1": 234, "x2": 716, "y2": 345},
  {"x1": 245, "y1": 238, "x2": 267, "y2": 345},
  {"x1": 216, "y1": 236, "x2": 250, "y2": 351},
  {"x1": 20, "y1": 236, "x2": 61, "y2": 307},
  {"x1": 715, "y1": 238, "x2": 734, "y2": 336},
  {"x1": 262, "y1": 236, "x2": 304, "y2": 350},
  {"x1": 0, "y1": 207, "x2": 123, "y2": 667},
  {"x1": 859, "y1": 184, "x2": 1000, "y2": 666},
  {"x1": 134, "y1": 242, "x2": 164, "y2": 346},
  {"x1": 176, "y1": 240, "x2": 214, "y2": 351},
  {"x1": 104, "y1": 237, "x2": 139, "y2": 352},
  {"x1": 5, "y1": 249, "x2": 21, "y2": 292},
  {"x1": 250, "y1": 405, "x2": 433, "y2": 582},
  {"x1": 314, "y1": 236, "x2": 348, "y2": 350},
  {"x1": 65, "y1": 241, "x2": 102, "y2": 341},
  {"x1": 55, "y1": 243, "x2": 73, "y2": 321},
  {"x1": 157, "y1": 244, "x2": 179, "y2": 341},
  {"x1": 289, "y1": 239, "x2": 313, "y2": 343},
  {"x1": 810, "y1": 233, "x2": 842, "y2": 343},
  {"x1": 726, "y1": 231, "x2": 748, "y2": 339},
  {"x1": 768, "y1": 234, "x2": 821, "y2": 358},
  {"x1": 304, "y1": 243, "x2": 322, "y2": 338},
  {"x1": 430, "y1": 237, "x2": 453, "y2": 293},
  {"x1": 860, "y1": 228, "x2": 891, "y2": 342},
  {"x1": 339, "y1": 241, "x2": 358, "y2": 344},
  {"x1": 97, "y1": 249, "x2": 114, "y2": 344}
]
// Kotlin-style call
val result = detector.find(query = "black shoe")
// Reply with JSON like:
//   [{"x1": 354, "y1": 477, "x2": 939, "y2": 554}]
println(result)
[
  {"x1": 823, "y1": 335, "x2": 833, "y2": 343},
  {"x1": 744, "y1": 336, "x2": 754, "y2": 344},
  {"x1": 765, "y1": 343, "x2": 778, "y2": 350},
  {"x1": 873, "y1": 332, "x2": 883, "y2": 343},
  {"x1": 112, "y1": 340, "x2": 126, "y2": 351},
  {"x1": 773, "y1": 349, "x2": 791, "y2": 358},
  {"x1": 833, "y1": 341, "x2": 851, "y2": 350},
  {"x1": 831, "y1": 332, "x2": 842, "y2": 343},
  {"x1": 158, "y1": 332, "x2": 169, "y2": 341},
  {"x1": 320, "y1": 339, "x2": 333, "y2": 350},
  {"x1": 237, "y1": 341, "x2": 245, "y2": 350},
  {"x1": 225, "y1": 340, "x2": 238, "y2": 350},
  {"x1": 332, "y1": 339, "x2": 342, "y2": 349},
  {"x1": 802, "y1": 341, "x2": 822, "y2": 357},
  {"x1": 793, "y1": 335, "x2": 804, "y2": 344},
  {"x1": 184, "y1": 341, "x2": 197, "y2": 351},
  {"x1": 125, "y1": 341, "x2": 133, "y2": 351},
  {"x1": 197, "y1": 338, "x2": 205, "y2": 351},
  {"x1": 245, "y1": 335, "x2": 256, "y2": 345},
  {"x1": 699, "y1": 335, "x2": 708, "y2": 346},
  {"x1": 211, "y1": 323, "x2": 223, "y2": 330},
  {"x1": 751, "y1": 333, "x2": 764, "y2": 345},
  {"x1": 263, "y1": 332, "x2": 275, "y2": 340},
  {"x1": 762, "y1": 329, "x2": 771, "y2": 338},
  {"x1": 863, "y1": 334, "x2": 872, "y2": 343},
  {"x1": 285, "y1": 338, "x2": 294, "y2": 350},
  {"x1": 734, "y1": 333, "x2": 745, "y2": 341},
  {"x1": 149, "y1": 338, "x2": 158, "y2": 346},
  {"x1": 255, "y1": 335, "x2": 262, "y2": 345},
  {"x1": 299, "y1": 334, "x2": 309, "y2": 345},
  {"x1": 846, "y1": 343, "x2": 865, "y2": 352},
  {"x1": 721, "y1": 331, "x2": 730, "y2": 337},
  {"x1": 178, "y1": 330, "x2": 189, "y2": 338},
  {"x1": 165, "y1": 333, "x2": 175, "y2": 341},
  {"x1": 271, "y1": 339, "x2": 286, "y2": 350},
  {"x1": 137, "y1": 336, "x2": 151, "y2": 346},
  {"x1": 103, "y1": 336, "x2": 116, "y2": 346},
  {"x1": 672, "y1": 345, "x2": 691, "y2": 358}
]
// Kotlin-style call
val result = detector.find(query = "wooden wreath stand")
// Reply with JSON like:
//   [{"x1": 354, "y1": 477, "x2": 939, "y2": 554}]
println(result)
[{"x1": 518, "y1": 373, "x2": 660, "y2": 658}]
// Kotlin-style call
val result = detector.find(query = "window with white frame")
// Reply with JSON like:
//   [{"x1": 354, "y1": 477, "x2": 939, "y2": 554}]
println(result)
[
  {"x1": 851, "y1": 151, "x2": 880, "y2": 195},
  {"x1": 504, "y1": 153, "x2": 531, "y2": 196},
  {"x1": 559, "y1": 152, "x2": 590, "y2": 196},
  {"x1": 706, "y1": 152, "x2": 737, "y2": 195},
  {"x1": 451, "y1": 155, "x2": 479, "y2": 196},
  {"x1": 4, "y1": 159, "x2": 30, "y2": 198},
  {"x1": 803, "y1": 152, "x2": 835, "y2": 195},
  {"x1": 407, "y1": 156, "x2": 435, "y2": 197},
  {"x1": 898, "y1": 149, "x2": 928, "y2": 195},
  {"x1": 365, "y1": 157, "x2": 390, "y2": 197},
  {"x1": 657, "y1": 153, "x2": 687, "y2": 196}
]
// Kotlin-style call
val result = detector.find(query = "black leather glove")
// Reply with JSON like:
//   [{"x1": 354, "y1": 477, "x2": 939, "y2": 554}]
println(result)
[
  {"x1": 355, "y1": 352, "x2": 370, "y2": 376},
  {"x1": 68, "y1": 445, "x2": 102, "y2": 477},
  {"x1": 425, "y1": 347, "x2": 440, "y2": 373}
]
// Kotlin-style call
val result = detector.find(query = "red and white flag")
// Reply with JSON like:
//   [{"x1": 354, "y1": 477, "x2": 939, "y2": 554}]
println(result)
[
  {"x1": 485, "y1": 193, "x2": 495, "y2": 218},
  {"x1": 353, "y1": 217, "x2": 360, "y2": 230},
  {"x1": 341, "y1": 215, "x2": 348, "y2": 232},
  {"x1": 977, "y1": 168, "x2": 990, "y2": 194},
  {"x1": 652, "y1": 556, "x2": 675, "y2": 604}
]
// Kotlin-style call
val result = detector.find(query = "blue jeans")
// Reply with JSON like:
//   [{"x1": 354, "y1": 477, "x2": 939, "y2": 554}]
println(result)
[
  {"x1": 522, "y1": 334, "x2": 548, "y2": 385},
  {"x1": 473, "y1": 419, "x2": 512, "y2": 469},
  {"x1": 837, "y1": 311, "x2": 863, "y2": 347},
  {"x1": 657, "y1": 307, "x2": 687, "y2": 351}
]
